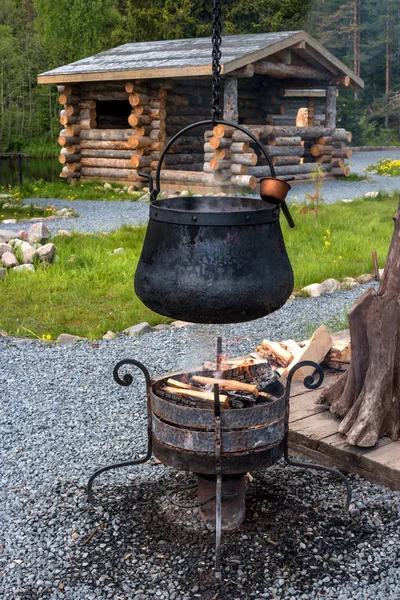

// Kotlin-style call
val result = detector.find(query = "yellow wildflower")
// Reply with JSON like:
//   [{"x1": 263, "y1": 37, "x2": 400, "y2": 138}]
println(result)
[
  {"x1": 46, "y1": 334, "x2": 52, "y2": 340},
  {"x1": 339, "y1": 256, "x2": 343, "y2": 259},
  {"x1": 325, "y1": 240, "x2": 330, "y2": 247},
  {"x1": 326, "y1": 229, "x2": 330, "y2": 235}
]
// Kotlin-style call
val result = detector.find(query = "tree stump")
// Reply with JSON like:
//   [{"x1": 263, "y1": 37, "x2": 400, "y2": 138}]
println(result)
[{"x1": 318, "y1": 199, "x2": 400, "y2": 447}]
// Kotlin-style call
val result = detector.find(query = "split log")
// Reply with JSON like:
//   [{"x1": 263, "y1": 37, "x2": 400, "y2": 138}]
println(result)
[
  {"x1": 162, "y1": 385, "x2": 229, "y2": 405},
  {"x1": 318, "y1": 199, "x2": 400, "y2": 446},
  {"x1": 256, "y1": 340, "x2": 293, "y2": 367},
  {"x1": 283, "y1": 325, "x2": 333, "y2": 380},
  {"x1": 81, "y1": 167, "x2": 139, "y2": 180},
  {"x1": 81, "y1": 158, "x2": 133, "y2": 169},
  {"x1": 192, "y1": 376, "x2": 259, "y2": 397}
]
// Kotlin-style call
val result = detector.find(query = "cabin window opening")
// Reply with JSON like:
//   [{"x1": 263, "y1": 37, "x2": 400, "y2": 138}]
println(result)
[{"x1": 95, "y1": 100, "x2": 131, "y2": 129}]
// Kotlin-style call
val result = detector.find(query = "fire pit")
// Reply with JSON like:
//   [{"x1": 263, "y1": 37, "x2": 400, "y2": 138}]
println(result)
[{"x1": 88, "y1": 337, "x2": 352, "y2": 578}]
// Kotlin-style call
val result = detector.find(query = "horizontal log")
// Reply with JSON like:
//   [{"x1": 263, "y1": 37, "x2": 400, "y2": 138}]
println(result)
[
  {"x1": 133, "y1": 102, "x2": 164, "y2": 115},
  {"x1": 128, "y1": 113, "x2": 154, "y2": 127},
  {"x1": 333, "y1": 141, "x2": 346, "y2": 149},
  {"x1": 248, "y1": 163, "x2": 332, "y2": 176},
  {"x1": 81, "y1": 157, "x2": 133, "y2": 169},
  {"x1": 86, "y1": 91, "x2": 128, "y2": 101},
  {"x1": 213, "y1": 125, "x2": 234, "y2": 138},
  {"x1": 231, "y1": 153, "x2": 258, "y2": 166},
  {"x1": 254, "y1": 61, "x2": 330, "y2": 80},
  {"x1": 59, "y1": 111, "x2": 79, "y2": 126},
  {"x1": 332, "y1": 128, "x2": 352, "y2": 142},
  {"x1": 65, "y1": 104, "x2": 80, "y2": 117},
  {"x1": 214, "y1": 148, "x2": 232, "y2": 160},
  {"x1": 81, "y1": 129, "x2": 133, "y2": 141},
  {"x1": 81, "y1": 149, "x2": 133, "y2": 160},
  {"x1": 315, "y1": 136, "x2": 333, "y2": 145},
  {"x1": 248, "y1": 126, "x2": 333, "y2": 139},
  {"x1": 58, "y1": 134, "x2": 79, "y2": 146},
  {"x1": 57, "y1": 84, "x2": 79, "y2": 96},
  {"x1": 310, "y1": 144, "x2": 334, "y2": 157},
  {"x1": 168, "y1": 143, "x2": 203, "y2": 154},
  {"x1": 58, "y1": 94, "x2": 80, "y2": 105},
  {"x1": 80, "y1": 108, "x2": 97, "y2": 120},
  {"x1": 274, "y1": 136, "x2": 302, "y2": 146},
  {"x1": 264, "y1": 146, "x2": 305, "y2": 157},
  {"x1": 80, "y1": 140, "x2": 132, "y2": 151},
  {"x1": 65, "y1": 124, "x2": 80, "y2": 136},
  {"x1": 230, "y1": 142, "x2": 250, "y2": 153},
  {"x1": 130, "y1": 155, "x2": 152, "y2": 168},
  {"x1": 167, "y1": 163, "x2": 203, "y2": 172},
  {"x1": 164, "y1": 154, "x2": 202, "y2": 166},
  {"x1": 315, "y1": 155, "x2": 332, "y2": 164},
  {"x1": 331, "y1": 158, "x2": 345, "y2": 168},
  {"x1": 209, "y1": 158, "x2": 231, "y2": 171},
  {"x1": 157, "y1": 170, "x2": 209, "y2": 184},
  {"x1": 331, "y1": 167, "x2": 351, "y2": 177},
  {"x1": 66, "y1": 163, "x2": 81, "y2": 173},
  {"x1": 273, "y1": 156, "x2": 302, "y2": 166},
  {"x1": 230, "y1": 163, "x2": 248, "y2": 175},
  {"x1": 225, "y1": 64, "x2": 255, "y2": 78},
  {"x1": 150, "y1": 129, "x2": 167, "y2": 142},
  {"x1": 127, "y1": 136, "x2": 152, "y2": 149},
  {"x1": 332, "y1": 148, "x2": 353, "y2": 159},
  {"x1": 65, "y1": 144, "x2": 80, "y2": 154},
  {"x1": 151, "y1": 120, "x2": 166, "y2": 131},
  {"x1": 230, "y1": 175, "x2": 257, "y2": 189},
  {"x1": 150, "y1": 144, "x2": 166, "y2": 154},
  {"x1": 81, "y1": 167, "x2": 140, "y2": 180},
  {"x1": 209, "y1": 137, "x2": 232, "y2": 149},
  {"x1": 60, "y1": 166, "x2": 80, "y2": 179},
  {"x1": 59, "y1": 153, "x2": 80, "y2": 164}
]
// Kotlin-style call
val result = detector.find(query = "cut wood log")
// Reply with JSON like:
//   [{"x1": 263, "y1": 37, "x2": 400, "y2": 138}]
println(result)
[
  {"x1": 150, "y1": 130, "x2": 167, "y2": 141},
  {"x1": 58, "y1": 94, "x2": 80, "y2": 105},
  {"x1": 128, "y1": 114, "x2": 153, "y2": 127},
  {"x1": 81, "y1": 149, "x2": 133, "y2": 160},
  {"x1": 248, "y1": 163, "x2": 331, "y2": 177},
  {"x1": 80, "y1": 108, "x2": 97, "y2": 120},
  {"x1": 331, "y1": 167, "x2": 351, "y2": 177},
  {"x1": 60, "y1": 112, "x2": 79, "y2": 126},
  {"x1": 332, "y1": 148, "x2": 352, "y2": 159},
  {"x1": 162, "y1": 385, "x2": 229, "y2": 405},
  {"x1": 65, "y1": 104, "x2": 80, "y2": 117},
  {"x1": 213, "y1": 125, "x2": 234, "y2": 138},
  {"x1": 209, "y1": 158, "x2": 231, "y2": 171},
  {"x1": 59, "y1": 153, "x2": 80, "y2": 164},
  {"x1": 79, "y1": 100, "x2": 96, "y2": 110},
  {"x1": 192, "y1": 376, "x2": 258, "y2": 397},
  {"x1": 274, "y1": 156, "x2": 302, "y2": 166},
  {"x1": 58, "y1": 134, "x2": 80, "y2": 146},
  {"x1": 230, "y1": 175, "x2": 257, "y2": 189},
  {"x1": 231, "y1": 153, "x2": 257, "y2": 166},
  {"x1": 80, "y1": 140, "x2": 132, "y2": 151},
  {"x1": 310, "y1": 144, "x2": 334, "y2": 157},
  {"x1": 66, "y1": 163, "x2": 81, "y2": 173},
  {"x1": 331, "y1": 158, "x2": 345, "y2": 168},
  {"x1": 81, "y1": 129, "x2": 133, "y2": 141},
  {"x1": 81, "y1": 167, "x2": 139, "y2": 180},
  {"x1": 65, "y1": 144, "x2": 80, "y2": 155},
  {"x1": 274, "y1": 136, "x2": 302, "y2": 146},
  {"x1": 127, "y1": 136, "x2": 152, "y2": 149},
  {"x1": 254, "y1": 60, "x2": 333, "y2": 81},
  {"x1": 315, "y1": 136, "x2": 333, "y2": 145},
  {"x1": 315, "y1": 155, "x2": 332, "y2": 164},
  {"x1": 332, "y1": 129, "x2": 352, "y2": 143},
  {"x1": 209, "y1": 137, "x2": 232, "y2": 149},
  {"x1": 231, "y1": 130, "x2": 260, "y2": 142},
  {"x1": 81, "y1": 158, "x2": 132, "y2": 169},
  {"x1": 256, "y1": 340, "x2": 293, "y2": 367},
  {"x1": 230, "y1": 163, "x2": 249, "y2": 175}
]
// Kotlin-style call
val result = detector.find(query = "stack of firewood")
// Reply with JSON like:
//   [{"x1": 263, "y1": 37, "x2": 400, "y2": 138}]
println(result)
[{"x1": 58, "y1": 85, "x2": 82, "y2": 180}]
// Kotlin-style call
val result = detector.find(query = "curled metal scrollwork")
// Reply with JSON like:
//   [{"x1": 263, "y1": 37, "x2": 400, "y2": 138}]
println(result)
[{"x1": 113, "y1": 359, "x2": 151, "y2": 391}]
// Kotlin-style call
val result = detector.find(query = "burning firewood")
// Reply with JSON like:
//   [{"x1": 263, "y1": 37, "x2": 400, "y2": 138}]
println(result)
[
  {"x1": 163, "y1": 384, "x2": 229, "y2": 404},
  {"x1": 192, "y1": 375, "x2": 259, "y2": 397}
]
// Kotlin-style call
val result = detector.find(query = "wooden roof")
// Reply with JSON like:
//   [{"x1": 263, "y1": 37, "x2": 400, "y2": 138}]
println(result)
[{"x1": 38, "y1": 30, "x2": 363, "y2": 89}]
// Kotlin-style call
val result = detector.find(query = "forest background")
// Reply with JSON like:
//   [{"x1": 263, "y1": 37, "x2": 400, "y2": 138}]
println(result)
[{"x1": 1, "y1": 0, "x2": 399, "y2": 155}]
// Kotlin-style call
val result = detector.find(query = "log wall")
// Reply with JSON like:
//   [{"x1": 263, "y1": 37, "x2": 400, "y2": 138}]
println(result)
[{"x1": 56, "y1": 74, "x2": 353, "y2": 190}]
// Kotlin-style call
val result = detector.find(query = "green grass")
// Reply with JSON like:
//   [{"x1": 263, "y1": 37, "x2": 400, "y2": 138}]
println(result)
[
  {"x1": 0, "y1": 192, "x2": 398, "y2": 340},
  {"x1": 341, "y1": 173, "x2": 373, "y2": 182},
  {"x1": 0, "y1": 195, "x2": 64, "y2": 222},
  {"x1": 11, "y1": 179, "x2": 146, "y2": 202},
  {"x1": 23, "y1": 140, "x2": 60, "y2": 158}
]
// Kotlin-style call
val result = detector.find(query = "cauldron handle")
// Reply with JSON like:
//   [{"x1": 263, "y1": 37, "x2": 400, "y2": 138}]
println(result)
[{"x1": 139, "y1": 119, "x2": 294, "y2": 228}]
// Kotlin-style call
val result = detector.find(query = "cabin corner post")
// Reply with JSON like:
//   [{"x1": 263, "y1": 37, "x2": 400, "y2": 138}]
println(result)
[
  {"x1": 57, "y1": 84, "x2": 82, "y2": 180},
  {"x1": 325, "y1": 85, "x2": 337, "y2": 129}
]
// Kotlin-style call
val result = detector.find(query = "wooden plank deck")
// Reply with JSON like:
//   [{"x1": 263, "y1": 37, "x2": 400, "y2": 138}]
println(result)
[{"x1": 288, "y1": 373, "x2": 400, "y2": 491}]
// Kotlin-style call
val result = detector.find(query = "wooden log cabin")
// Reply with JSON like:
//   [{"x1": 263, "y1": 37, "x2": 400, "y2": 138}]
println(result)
[{"x1": 38, "y1": 31, "x2": 363, "y2": 194}]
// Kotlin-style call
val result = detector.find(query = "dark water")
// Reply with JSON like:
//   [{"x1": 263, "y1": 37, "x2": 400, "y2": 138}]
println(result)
[{"x1": 0, "y1": 157, "x2": 59, "y2": 187}]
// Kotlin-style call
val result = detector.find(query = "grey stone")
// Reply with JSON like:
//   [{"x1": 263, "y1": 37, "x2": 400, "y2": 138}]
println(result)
[
  {"x1": 28, "y1": 222, "x2": 51, "y2": 245},
  {"x1": 55, "y1": 208, "x2": 70, "y2": 217},
  {"x1": 13, "y1": 264, "x2": 35, "y2": 273},
  {"x1": 102, "y1": 330, "x2": 117, "y2": 341},
  {"x1": 153, "y1": 324, "x2": 171, "y2": 331},
  {"x1": 123, "y1": 322, "x2": 153, "y2": 336},
  {"x1": 0, "y1": 267, "x2": 6, "y2": 280},
  {"x1": 0, "y1": 229, "x2": 15, "y2": 243},
  {"x1": 2, "y1": 251, "x2": 19, "y2": 268},
  {"x1": 2, "y1": 218, "x2": 17, "y2": 224},
  {"x1": 104, "y1": 182, "x2": 112, "y2": 190},
  {"x1": 301, "y1": 283, "x2": 325, "y2": 298},
  {"x1": 170, "y1": 320, "x2": 193, "y2": 328},
  {"x1": 321, "y1": 278, "x2": 341, "y2": 293},
  {"x1": 180, "y1": 190, "x2": 190, "y2": 197},
  {"x1": 37, "y1": 243, "x2": 56, "y2": 263},
  {"x1": 56, "y1": 333, "x2": 87, "y2": 344},
  {"x1": 0, "y1": 243, "x2": 12, "y2": 257},
  {"x1": 56, "y1": 229, "x2": 72, "y2": 237},
  {"x1": 113, "y1": 247, "x2": 125, "y2": 255},
  {"x1": 357, "y1": 273, "x2": 375, "y2": 284},
  {"x1": 20, "y1": 241, "x2": 37, "y2": 264}
]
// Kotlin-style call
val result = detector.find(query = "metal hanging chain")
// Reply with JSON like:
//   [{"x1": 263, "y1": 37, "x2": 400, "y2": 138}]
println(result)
[{"x1": 211, "y1": 0, "x2": 222, "y2": 123}]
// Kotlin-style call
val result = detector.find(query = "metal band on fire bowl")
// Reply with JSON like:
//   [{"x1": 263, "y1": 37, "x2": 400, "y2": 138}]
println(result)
[{"x1": 149, "y1": 197, "x2": 281, "y2": 227}]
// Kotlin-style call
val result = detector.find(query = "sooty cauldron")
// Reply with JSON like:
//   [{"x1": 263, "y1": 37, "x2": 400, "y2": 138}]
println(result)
[{"x1": 135, "y1": 120, "x2": 294, "y2": 324}]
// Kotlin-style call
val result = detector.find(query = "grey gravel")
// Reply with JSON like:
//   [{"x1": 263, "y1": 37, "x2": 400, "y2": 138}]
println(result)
[{"x1": 1, "y1": 282, "x2": 400, "y2": 600}]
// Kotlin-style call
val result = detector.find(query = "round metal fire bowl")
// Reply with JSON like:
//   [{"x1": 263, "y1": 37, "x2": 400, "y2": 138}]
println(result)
[{"x1": 150, "y1": 376, "x2": 286, "y2": 475}]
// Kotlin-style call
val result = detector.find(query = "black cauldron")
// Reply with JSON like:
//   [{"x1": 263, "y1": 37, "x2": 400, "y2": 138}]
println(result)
[{"x1": 135, "y1": 120, "x2": 294, "y2": 324}]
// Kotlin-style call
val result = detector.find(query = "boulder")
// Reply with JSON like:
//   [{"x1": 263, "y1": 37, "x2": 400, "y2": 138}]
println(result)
[
  {"x1": 56, "y1": 230, "x2": 72, "y2": 237},
  {"x1": 37, "y1": 243, "x2": 56, "y2": 263},
  {"x1": 104, "y1": 182, "x2": 112, "y2": 190},
  {"x1": 20, "y1": 241, "x2": 37, "y2": 264},
  {"x1": 153, "y1": 323, "x2": 171, "y2": 331},
  {"x1": 321, "y1": 278, "x2": 341, "y2": 293},
  {"x1": 302, "y1": 283, "x2": 325, "y2": 298},
  {"x1": 13, "y1": 264, "x2": 35, "y2": 273},
  {"x1": 28, "y1": 222, "x2": 51, "y2": 245},
  {"x1": 102, "y1": 330, "x2": 117, "y2": 341},
  {"x1": 180, "y1": 190, "x2": 191, "y2": 197},
  {"x1": 55, "y1": 208, "x2": 70, "y2": 217},
  {"x1": 17, "y1": 230, "x2": 29, "y2": 241},
  {"x1": 57, "y1": 333, "x2": 87, "y2": 344},
  {"x1": 0, "y1": 268, "x2": 6, "y2": 280},
  {"x1": 0, "y1": 230, "x2": 15, "y2": 243},
  {"x1": 2, "y1": 252, "x2": 19, "y2": 268},
  {"x1": 0, "y1": 243, "x2": 12, "y2": 257},
  {"x1": 357, "y1": 273, "x2": 375, "y2": 284},
  {"x1": 123, "y1": 322, "x2": 153, "y2": 336}
]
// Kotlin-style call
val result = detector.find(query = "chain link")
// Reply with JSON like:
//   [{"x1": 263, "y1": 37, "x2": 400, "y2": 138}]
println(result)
[{"x1": 211, "y1": 0, "x2": 222, "y2": 123}]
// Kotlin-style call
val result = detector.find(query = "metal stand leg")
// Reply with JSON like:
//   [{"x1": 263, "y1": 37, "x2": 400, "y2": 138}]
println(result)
[
  {"x1": 214, "y1": 383, "x2": 222, "y2": 579},
  {"x1": 283, "y1": 361, "x2": 352, "y2": 513},
  {"x1": 87, "y1": 359, "x2": 152, "y2": 504}
]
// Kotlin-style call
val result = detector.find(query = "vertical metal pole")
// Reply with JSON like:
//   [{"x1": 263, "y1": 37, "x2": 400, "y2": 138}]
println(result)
[
  {"x1": 17, "y1": 154, "x2": 23, "y2": 186},
  {"x1": 216, "y1": 336, "x2": 223, "y2": 377},
  {"x1": 214, "y1": 383, "x2": 222, "y2": 579}
]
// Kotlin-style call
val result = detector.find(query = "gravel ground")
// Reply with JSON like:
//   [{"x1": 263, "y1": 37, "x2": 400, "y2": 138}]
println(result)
[
  {"x1": 1, "y1": 283, "x2": 400, "y2": 600},
  {"x1": 1, "y1": 150, "x2": 400, "y2": 237}
]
